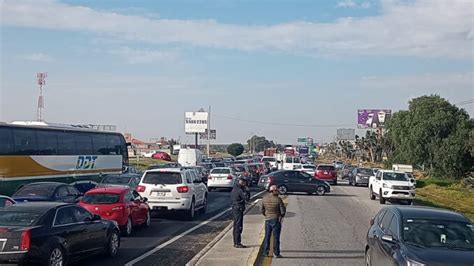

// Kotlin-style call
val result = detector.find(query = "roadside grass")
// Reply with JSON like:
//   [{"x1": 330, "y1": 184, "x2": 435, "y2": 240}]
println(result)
[{"x1": 416, "y1": 183, "x2": 474, "y2": 221}]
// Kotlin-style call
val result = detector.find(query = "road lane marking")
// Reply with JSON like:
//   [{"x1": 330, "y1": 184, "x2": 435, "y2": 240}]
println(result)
[{"x1": 125, "y1": 189, "x2": 266, "y2": 266}]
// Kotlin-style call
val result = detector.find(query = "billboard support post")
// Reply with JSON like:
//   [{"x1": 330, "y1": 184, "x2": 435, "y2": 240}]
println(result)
[
  {"x1": 195, "y1": 133, "x2": 198, "y2": 150},
  {"x1": 207, "y1": 105, "x2": 211, "y2": 158}
]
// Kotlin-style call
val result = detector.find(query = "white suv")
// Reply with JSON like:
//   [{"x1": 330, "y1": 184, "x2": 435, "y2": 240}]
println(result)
[
  {"x1": 137, "y1": 168, "x2": 208, "y2": 220},
  {"x1": 207, "y1": 167, "x2": 238, "y2": 191},
  {"x1": 369, "y1": 170, "x2": 416, "y2": 205}
]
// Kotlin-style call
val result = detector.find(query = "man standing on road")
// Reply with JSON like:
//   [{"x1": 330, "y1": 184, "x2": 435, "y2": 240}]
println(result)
[
  {"x1": 231, "y1": 177, "x2": 250, "y2": 248},
  {"x1": 261, "y1": 185, "x2": 286, "y2": 258}
]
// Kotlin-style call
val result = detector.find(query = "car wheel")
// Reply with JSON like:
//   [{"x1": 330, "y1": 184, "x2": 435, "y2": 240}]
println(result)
[
  {"x1": 315, "y1": 186, "x2": 326, "y2": 196},
  {"x1": 278, "y1": 185, "x2": 288, "y2": 195},
  {"x1": 122, "y1": 217, "x2": 132, "y2": 236},
  {"x1": 333, "y1": 180, "x2": 337, "y2": 186},
  {"x1": 47, "y1": 246, "x2": 66, "y2": 266},
  {"x1": 144, "y1": 211, "x2": 151, "y2": 228},
  {"x1": 406, "y1": 200, "x2": 413, "y2": 205},
  {"x1": 105, "y1": 230, "x2": 120, "y2": 258},
  {"x1": 200, "y1": 195, "x2": 208, "y2": 214},
  {"x1": 186, "y1": 200, "x2": 196, "y2": 220},
  {"x1": 365, "y1": 248, "x2": 372, "y2": 266},
  {"x1": 379, "y1": 190, "x2": 386, "y2": 204},
  {"x1": 369, "y1": 187, "x2": 376, "y2": 200}
]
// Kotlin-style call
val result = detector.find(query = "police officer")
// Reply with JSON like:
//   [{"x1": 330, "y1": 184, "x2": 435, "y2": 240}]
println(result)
[{"x1": 231, "y1": 177, "x2": 250, "y2": 248}]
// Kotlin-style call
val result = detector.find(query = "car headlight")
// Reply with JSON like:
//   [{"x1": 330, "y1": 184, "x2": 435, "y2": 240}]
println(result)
[
  {"x1": 406, "y1": 259, "x2": 425, "y2": 266},
  {"x1": 383, "y1": 183, "x2": 391, "y2": 188}
]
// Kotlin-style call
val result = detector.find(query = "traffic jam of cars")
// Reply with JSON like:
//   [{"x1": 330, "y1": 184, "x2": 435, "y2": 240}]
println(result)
[{"x1": 1, "y1": 143, "x2": 472, "y2": 265}]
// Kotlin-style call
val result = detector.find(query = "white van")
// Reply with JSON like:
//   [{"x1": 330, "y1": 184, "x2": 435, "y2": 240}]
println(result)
[
  {"x1": 178, "y1": 148, "x2": 203, "y2": 166},
  {"x1": 283, "y1": 157, "x2": 302, "y2": 170}
]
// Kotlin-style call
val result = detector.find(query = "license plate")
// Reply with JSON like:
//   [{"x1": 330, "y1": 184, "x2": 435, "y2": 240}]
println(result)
[
  {"x1": 324, "y1": 171, "x2": 328, "y2": 174},
  {"x1": 155, "y1": 192, "x2": 166, "y2": 196}
]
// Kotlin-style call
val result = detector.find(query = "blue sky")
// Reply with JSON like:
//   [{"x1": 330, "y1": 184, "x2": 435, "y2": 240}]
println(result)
[{"x1": 1, "y1": 0, "x2": 473, "y2": 144}]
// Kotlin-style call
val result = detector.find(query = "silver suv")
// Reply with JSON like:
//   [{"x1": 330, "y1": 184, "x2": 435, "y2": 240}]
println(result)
[{"x1": 137, "y1": 168, "x2": 208, "y2": 220}]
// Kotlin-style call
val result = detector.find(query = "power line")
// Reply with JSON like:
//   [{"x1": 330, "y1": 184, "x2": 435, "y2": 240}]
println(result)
[
  {"x1": 456, "y1": 99, "x2": 474, "y2": 106},
  {"x1": 213, "y1": 114, "x2": 353, "y2": 128}
]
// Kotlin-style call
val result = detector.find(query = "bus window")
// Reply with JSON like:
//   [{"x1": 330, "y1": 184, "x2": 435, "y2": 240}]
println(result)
[
  {"x1": 36, "y1": 130, "x2": 58, "y2": 155},
  {"x1": 0, "y1": 127, "x2": 14, "y2": 155},
  {"x1": 12, "y1": 128, "x2": 38, "y2": 155},
  {"x1": 57, "y1": 131, "x2": 76, "y2": 155},
  {"x1": 92, "y1": 134, "x2": 108, "y2": 155},
  {"x1": 107, "y1": 135, "x2": 122, "y2": 155},
  {"x1": 75, "y1": 133, "x2": 93, "y2": 154}
]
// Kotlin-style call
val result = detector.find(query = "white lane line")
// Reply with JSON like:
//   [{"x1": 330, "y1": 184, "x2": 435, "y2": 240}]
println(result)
[{"x1": 125, "y1": 189, "x2": 266, "y2": 266}]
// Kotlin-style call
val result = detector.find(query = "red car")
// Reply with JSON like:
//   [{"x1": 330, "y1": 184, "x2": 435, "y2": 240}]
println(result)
[
  {"x1": 315, "y1": 165, "x2": 338, "y2": 185},
  {"x1": 152, "y1": 152, "x2": 172, "y2": 161},
  {"x1": 79, "y1": 187, "x2": 151, "y2": 236}
]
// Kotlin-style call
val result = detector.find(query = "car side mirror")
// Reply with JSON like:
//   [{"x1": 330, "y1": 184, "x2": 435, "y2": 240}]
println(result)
[
  {"x1": 143, "y1": 197, "x2": 148, "y2": 203},
  {"x1": 92, "y1": 214, "x2": 101, "y2": 221},
  {"x1": 381, "y1": 234, "x2": 395, "y2": 243}
]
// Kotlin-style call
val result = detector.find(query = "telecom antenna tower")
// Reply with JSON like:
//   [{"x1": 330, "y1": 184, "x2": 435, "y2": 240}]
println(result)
[{"x1": 36, "y1": 72, "x2": 47, "y2": 121}]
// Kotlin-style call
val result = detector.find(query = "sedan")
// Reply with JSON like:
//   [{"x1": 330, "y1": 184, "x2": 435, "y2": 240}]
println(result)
[
  {"x1": 259, "y1": 170, "x2": 331, "y2": 196},
  {"x1": 98, "y1": 173, "x2": 142, "y2": 190},
  {"x1": 80, "y1": 187, "x2": 150, "y2": 236},
  {"x1": 12, "y1": 182, "x2": 82, "y2": 203},
  {"x1": 0, "y1": 195, "x2": 15, "y2": 207},
  {"x1": 0, "y1": 202, "x2": 120, "y2": 265},
  {"x1": 207, "y1": 167, "x2": 238, "y2": 191},
  {"x1": 365, "y1": 206, "x2": 474, "y2": 266},
  {"x1": 152, "y1": 152, "x2": 172, "y2": 161}
]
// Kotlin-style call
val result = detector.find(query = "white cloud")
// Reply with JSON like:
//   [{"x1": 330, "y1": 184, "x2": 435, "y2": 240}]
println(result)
[
  {"x1": 108, "y1": 47, "x2": 178, "y2": 64},
  {"x1": 1, "y1": 0, "x2": 473, "y2": 58},
  {"x1": 337, "y1": 0, "x2": 371, "y2": 9},
  {"x1": 19, "y1": 53, "x2": 53, "y2": 62}
]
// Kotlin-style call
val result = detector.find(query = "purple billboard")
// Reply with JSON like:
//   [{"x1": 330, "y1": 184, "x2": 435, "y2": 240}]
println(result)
[{"x1": 357, "y1": 109, "x2": 392, "y2": 129}]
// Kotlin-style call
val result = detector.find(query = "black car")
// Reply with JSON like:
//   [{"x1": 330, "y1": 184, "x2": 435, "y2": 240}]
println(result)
[
  {"x1": 365, "y1": 206, "x2": 474, "y2": 266},
  {"x1": 12, "y1": 182, "x2": 82, "y2": 203},
  {"x1": 258, "y1": 170, "x2": 331, "y2": 195},
  {"x1": 0, "y1": 202, "x2": 120, "y2": 265},
  {"x1": 0, "y1": 195, "x2": 15, "y2": 207},
  {"x1": 98, "y1": 173, "x2": 142, "y2": 189},
  {"x1": 349, "y1": 167, "x2": 372, "y2": 186}
]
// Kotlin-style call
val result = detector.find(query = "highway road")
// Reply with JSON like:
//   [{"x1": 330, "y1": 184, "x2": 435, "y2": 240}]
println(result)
[
  {"x1": 73, "y1": 187, "x2": 263, "y2": 266},
  {"x1": 270, "y1": 180, "x2": 386, "y2": 266}
]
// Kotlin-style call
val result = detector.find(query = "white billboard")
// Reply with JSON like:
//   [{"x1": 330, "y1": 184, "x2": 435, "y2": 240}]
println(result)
[{"x1": 185, "y1": 112, "x2": 208, "y2": 133}]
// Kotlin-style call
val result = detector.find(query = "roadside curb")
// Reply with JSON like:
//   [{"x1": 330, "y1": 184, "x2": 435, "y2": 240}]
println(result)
[{"x1": 186, "y1": 190, "x2": 266, "y2": 266}]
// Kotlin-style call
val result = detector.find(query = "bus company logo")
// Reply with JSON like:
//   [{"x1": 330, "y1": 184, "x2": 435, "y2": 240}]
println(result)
[{"x1": 76, "y1": 156, "x2": 98, "y2": 170}]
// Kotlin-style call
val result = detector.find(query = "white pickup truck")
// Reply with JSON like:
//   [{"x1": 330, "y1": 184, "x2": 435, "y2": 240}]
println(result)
[{"x1": 368, "y1": 170, "x2": 416, "y2": 205}]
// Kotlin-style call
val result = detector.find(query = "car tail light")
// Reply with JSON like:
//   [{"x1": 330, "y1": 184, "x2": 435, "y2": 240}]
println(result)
[
  {"x1": 136, "y1": 185, "x2": 146, "y2": 192},
  {"x1": 331, "y1": 171, "x2": 337, "y2": 177},
  {"x1": 20, "y1": 230, "x2": 31, "y2": 251},
  {"x1": 268, "y1": 176, "x2": 274, "y2": 183},
  {"x1": 208, "y1": 175, "x2": 212, "y2": 180},
  {"x1": 112, "y1": 205, "x2": 125, "y2": 211},
  {"x1": 177, "y1": 186, "x2": 189, "y2": 193},
  {"x1": 227, "y1": 175, "x2": 233, "y2": 180},
  {"x1": 243, "y1": 172, "x2": 249, "y2": 177},
  {"x1": 370, "y1": 218, "x2": 374, "y2": 226}
]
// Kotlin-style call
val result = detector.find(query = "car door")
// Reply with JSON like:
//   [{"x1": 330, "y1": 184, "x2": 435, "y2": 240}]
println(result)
[
  {"x1": 373, "y1": 211, "x2": 394, "y2": 265},
  {"x1": 125, "y1": 190, "x2": 141, "y2": 225},
  {"x1": 67, "y1": 185, "x2": 82, "y2": 203},
  {"x1": 71, "y1": 206, "x2": 107, "y2": 252},
  {"x1": 379, "y1": 214, "x2": 400, "y2": 266},
  {"x1": 54, "y1": 186, "x2": 72, "y2": 203},
  {"x1": 192, "y1": 172, "x2": 205, "y2": 206},
  {"x1": 295, "y1": 171, "x2": 314, "y2": 192},
  {"x1": 373, "y1": 171, "x2": 382, "y2": 194},
  {"x1": 51, "y1": 206, "x2": 87, "y2": 256},
  {"x1": 286, "y1": 171, "x2": 300, "y2": 192},
  {"x1": 132, "y1": 190, "x2": 148, "y2": 224}
]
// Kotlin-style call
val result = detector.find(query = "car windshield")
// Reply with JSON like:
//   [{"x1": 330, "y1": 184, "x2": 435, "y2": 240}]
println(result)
[
  {"x1": 13, "y1": 184, "x2": 56, "y2": 198},
  {"x1": 403, "y1": 219, "x2": 474, "y2": 250},
  {"x1": 383, "y1": 172, "x2": 408, "y2": 181},
  {"x1": 83, "y1": 193, "x2": 121, "y2": 204},
  {"x1": 101, "y1": 175, "x2": 131, "y2": 185},
  {"x1": 143, "y1": 172, "x2": 182, "y2": 184},
  {"x1": 211, "y1": 168, "x2": 231, "y2": 174},
  {"x1": 358, "y1": 168, "x2": 373, "y2": 175},
  {"x1": 262, "y1": 157, "x2": 276, "y2": 162},
  {"x1": 0, "y1": 211, "x2": 41, "y2": 226},
  {"x1": 318, "y1": 165, "x2": 335, "y2": 171}
]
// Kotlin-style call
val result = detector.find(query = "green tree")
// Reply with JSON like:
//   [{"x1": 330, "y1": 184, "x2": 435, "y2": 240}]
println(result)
[
  {"x1": 247, "y1": 135, "x2": 275, "y2": 153},
  {"x1": 227, "y1": 143, "x2": 244, "y2": 157},
  {"x1": 386, "y1": 95, "x2": 472, "y2": 178}
]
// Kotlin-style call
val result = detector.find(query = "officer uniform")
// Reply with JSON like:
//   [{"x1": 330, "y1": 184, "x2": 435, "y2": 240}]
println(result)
[{"x1": 230, "y1": 178, "x2": 249, "y2": 247}]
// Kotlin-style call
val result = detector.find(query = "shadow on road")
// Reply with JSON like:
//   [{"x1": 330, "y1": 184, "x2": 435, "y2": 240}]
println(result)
[{"x1": 278, "y1": 249, "x2": 365, "y2": 259}]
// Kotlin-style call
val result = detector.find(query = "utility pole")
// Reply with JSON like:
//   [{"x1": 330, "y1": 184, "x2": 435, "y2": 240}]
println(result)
[
  {"x1": 207, "y1": 105, "x2": 211, "y2": 158},
  {"x1": 36, "y1": 73, "x2": 47, "y2": 121}
]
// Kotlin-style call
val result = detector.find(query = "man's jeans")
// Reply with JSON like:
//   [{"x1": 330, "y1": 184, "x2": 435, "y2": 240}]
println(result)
[{"x1": 262, "y1": 218, "x2": 282, "y2": 256}]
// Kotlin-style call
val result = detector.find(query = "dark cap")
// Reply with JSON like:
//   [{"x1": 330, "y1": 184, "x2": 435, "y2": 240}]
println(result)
[{"x1": 238, "y1": 177, "x2": 248, "y2": 182}]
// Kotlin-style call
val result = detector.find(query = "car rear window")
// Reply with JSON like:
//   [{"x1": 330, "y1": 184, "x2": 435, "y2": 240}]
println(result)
[
  {"x1": 14, "y1": 184, "x2": 56, "y2": 198},
  {"x1": 211, "y1": 168, "x2": 231, "y2": 174},
  {"x1": 359, "y1": 168, "x2": 373, "y2": 175},
  {"x1": 143, "y1": 172, "x2": 182, "y2": 184},
  {"x1": 82, "y1": 193, "x2": 120, "y2": 204},
  {"x1": 0, "y1": 211, "x2": 41, "y2": 226},
  {"x1": 214, "y1": 163, "x2": 226, "y2": 167},
  {"x1": 317, "y1": 165, "x2": 335, "y2": 171}
]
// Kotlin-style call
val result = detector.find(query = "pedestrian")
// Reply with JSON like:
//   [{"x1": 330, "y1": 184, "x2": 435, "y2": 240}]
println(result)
[
  {"x1": 261, "y1": 185, "x2": 286, "y2": 258},
  {"x1": 230, "y1": 177, "x2": 250, "y2": 248}
]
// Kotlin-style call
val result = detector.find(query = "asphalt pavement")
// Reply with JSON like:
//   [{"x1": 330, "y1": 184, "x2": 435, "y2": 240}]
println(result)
[
  {"x1": 74, "y1": 187, "x2": 262, "y2": 266},
  {"x1": 270, "y1": 181, "x2": 385, "y2": 266}
]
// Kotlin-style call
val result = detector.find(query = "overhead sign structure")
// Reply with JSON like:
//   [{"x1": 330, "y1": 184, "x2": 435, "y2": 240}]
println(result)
[
  {"x1": 297, "y1": 138, "x2": 307, "y2": 143},
  {"x1": 200, "y1": 129, "x2": 216, "y2": 140},
  {"x1": 357, "y1": 109, "x2": 392, "y2": 129},
  {"x1": 185, "y1": 111, "x2": 209, "y2": 133},
  {"x1": 337, "y1": 128, "x2": 355, "y2": 141}
]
